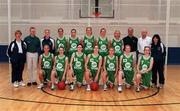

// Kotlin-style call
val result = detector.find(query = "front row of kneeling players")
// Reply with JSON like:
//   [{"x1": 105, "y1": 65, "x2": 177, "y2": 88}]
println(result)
[{"x1": 38, "y1": 44, "x2": 153, "y2": 92}]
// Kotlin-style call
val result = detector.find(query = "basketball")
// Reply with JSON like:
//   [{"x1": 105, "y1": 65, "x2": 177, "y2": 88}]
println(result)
[
  {"x1": 57, "y1": 81, "x2": 66, "y2": 90},
  {"x1": 90, "y1": 82, "x2": 99, "y2": 91}
]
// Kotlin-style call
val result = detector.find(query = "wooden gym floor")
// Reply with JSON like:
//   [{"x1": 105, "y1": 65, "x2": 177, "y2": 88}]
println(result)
[{"x1": 0, "y1": 63, "x2": 180, "y2": 111}]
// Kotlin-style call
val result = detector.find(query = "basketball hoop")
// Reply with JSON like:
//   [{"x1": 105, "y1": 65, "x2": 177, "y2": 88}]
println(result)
[{"x1": 93, "y1": 12, "x2": 101, "y2": 17}]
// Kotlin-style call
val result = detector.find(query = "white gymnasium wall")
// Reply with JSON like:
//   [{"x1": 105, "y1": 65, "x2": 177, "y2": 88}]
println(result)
[{"x1": 0, "y1": 0, "x2": 180, "y2": 47}]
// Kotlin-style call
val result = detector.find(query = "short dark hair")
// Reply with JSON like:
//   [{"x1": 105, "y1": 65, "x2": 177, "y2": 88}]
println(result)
[
  {"x1": 29, "y1": 27, "x2": 35, "y2": 31},
  {"x1": 15, "y1": 30, "x2": 22, "y2": 36},
  {"x1": 77, "y1": 43, "x2": 83, "y2": 48},
  {"x1": 71, "y1": 29, "x2": 76, "y2": 33},
  {"x1": 58, "y1": 28, "x2": 64, "y2": 32},
  {"x1": 100, "y1": 28, "x2": 106, "y2": 33}
]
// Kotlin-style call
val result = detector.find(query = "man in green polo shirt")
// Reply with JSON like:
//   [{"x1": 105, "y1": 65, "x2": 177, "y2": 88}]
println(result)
[{"x1": 24, "y1": 27, "x2": 40, "y2": 86}]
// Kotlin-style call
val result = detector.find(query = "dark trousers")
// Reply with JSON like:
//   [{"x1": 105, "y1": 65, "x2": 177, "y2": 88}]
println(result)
[
  {"x1": 152, "y1": 60, "x2": 165, "y2": 85},
  {"x1": 11, "y1": 54, "x2": 25, "y2": 83}
]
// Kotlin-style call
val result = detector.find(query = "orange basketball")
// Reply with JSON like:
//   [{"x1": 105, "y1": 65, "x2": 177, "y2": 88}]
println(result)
[
  {"x1": 90, "y1": 82, "x2": 99, "y2": 91},
  {"x1": 57, "y1": 81, "x2": 66, "y2": 90}
]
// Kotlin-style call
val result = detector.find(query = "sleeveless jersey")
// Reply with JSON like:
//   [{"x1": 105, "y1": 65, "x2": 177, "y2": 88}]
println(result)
[
  {"x1": 121, "y1": 53, "x2": 134, "y2": 71},
  {"x1": 56, "y1": 36, "x2": 67, "y2": 54},
  {"x1": 73, "y1": 52, "x2": 85, "y2": 70},
  {"x1": 112, "y1": 38, "x2": 123, "y2": 57},
  {"x1": 41, "y1": 53, "x2": 53, "y2": 70},
  {"x1": 106, "y1": 55, "x2": 116, "y2": 72},
  {"x1": 84, "y1": 35, "x2": 95, "y2": 54},
  {"x1": 88, "y1": 54, "x2": 101, "y2": 71},
  {"x1": 140, "y1": 55, "x2": 151, "y2": 72},
  {"x1": 55, "y1": 55, "x2": 66, "y2": 72},
  {"x1": 98, "y1": 36, "x2": 108, "y2": 57},
  {"x1": 69, "y1": 37, "x2": 79, "y2": 53}
]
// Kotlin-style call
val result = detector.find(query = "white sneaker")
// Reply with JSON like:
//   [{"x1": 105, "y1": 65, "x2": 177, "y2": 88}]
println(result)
[
  {"x1": 136, "y1": 86, "x2": 140, "y2": 92},
  {"x1": 37, "y1": 83, "x2": 44, "y2": 89},
  {"x1": 51, "y1": 84, "x2": 55, "y2": 90},
  {"x1": 103, "y1": 84, "x2": 107, "y2": 91},
  {"x1": 19, "y1": 81, "x2": 26, "y2": 87},
  {"x1": 86, "y1": 84, "x2": 91, "y2": 91},
  {"x1": 159, "y1": 84, "x2": 164, "y2": 89},
  {"x1": 70, "y1": 84, "x2": 74, "y2": 91},
  {"x1": 118, "y1": 85, "x2": 122, "y2": 92},
  {"x1": 125, "y1": 83, "x2": 131, "y2": 89},
  {"x1": 13, "y1": 81, "x2": 19, "y2": 88}
]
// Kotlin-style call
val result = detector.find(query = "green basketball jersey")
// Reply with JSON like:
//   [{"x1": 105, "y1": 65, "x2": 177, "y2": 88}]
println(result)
[
  {"x1": 55, "y1": 55, "x2": 66, "y2": 72},
  {"x1": 69, "y1": 37, "x2": 79, "y2": 54},
  {"x1": 105, "y1": 55, "x2": 117, "y2": 72},
  {"x1": 84, "y1": 35, "x2": 95, "y2": 54},
  {"x1": 121, "y1": 53, "x2": 134, "y2": 71},
  {"x1": 88, "y1": 54, "x2": 101, "y2": 71},
  {"x1": 41, "y1": 53, "x2": 53, "y2": 70},
  {"x1": 112, "y1": 38, "x2": 123, "y2": 57},
  {"x1": 73, "y1": 52, "x2": 85, "y2": 70},
  {"x1": 98, "y1": 36, "x2": 108, "y2": 57},
  {"x1": 56, "y1": 36, "x2": 67, "y2": 54},
  {"x1": 140, "y1": 55, "x2": 152, "y2": 71}
]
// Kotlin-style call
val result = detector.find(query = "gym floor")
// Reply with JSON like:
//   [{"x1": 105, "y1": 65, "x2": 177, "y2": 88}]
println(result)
[{"x1": 0, "y1": 63, "x2": 180, "y2": 111}]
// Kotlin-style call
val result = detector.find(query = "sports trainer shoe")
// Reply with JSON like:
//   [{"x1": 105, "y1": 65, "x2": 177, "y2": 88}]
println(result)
[
  {"x1": 51, "y1": 84, "x2": 55, "y2": 90},
  {"x1": 37, "y1": 83, "x2": 44, "y2": 89},
  {"x1": 118, "y1": 85, "x2": 122, "y2": 92},
  {"x1": 136, "y1": 86, "x2": 141, "y2": 92},
  {"x1": 19, "y1": 81, "x2": 26, "y2": 87},
  {"x1": 69, "y1": 84, "x2": 74, "y2": 91},
  {"x1": 103, "y1": 84, "x2": 107, "y2": 91},
  {"x1": 13, "y1": 81, "x2": 19, "y2": 88},
  {"x1": 86, "y1": 84, "x2": 91, "y2": 91},
  {"x1": 159, "y1": 84, "x2": 164, "y2": 89}
]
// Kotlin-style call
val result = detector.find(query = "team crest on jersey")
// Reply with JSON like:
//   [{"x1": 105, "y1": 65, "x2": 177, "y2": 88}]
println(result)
[
  {"x1": 76, "y1": 61, "x2": 81, "y2": 67},
  {"x1": 115, "y1": 46, "x2": 120, "y2": 51},
  {"x1": 58, "y1": 43, "x2": 64, "y2": 48},
  {"x1": 142, "y1": 64, "x2": 148, "y2": 70},
  {"x1": 87, "y1": 42, "x2": 92, "y2": 48},
  {"x1": 124, "y1": 62, "x2": 132, "y2": 71},
  {"x1": 71, "y1": 43, "x2": 77, "y2": 49},
  {"x1": 44, "y1": 61, "x2": 50, "y2": 68},
  {"x1": 91, "y1": 61, "x2": 97, "y2": 68},
  {"x1": 57, "y1": 63, "x2": 63, "y2": 69},
  {"x1": 101, "y1": 45, "x2": 106, "y2": 51},
  {"x1": 109, "y1": 63, "x2": 115, "y2": 69}
]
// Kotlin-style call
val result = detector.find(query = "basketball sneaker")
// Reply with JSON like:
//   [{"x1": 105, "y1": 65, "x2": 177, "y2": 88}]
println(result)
[
  {"x1": 37, "y1": 83, "x2": 44, "y2": 89},
  {"x1": 136, "y1": 86, "x2": 141, "y2": 92},
  {"x1": 86, "y1": 84, "x2": 91, "y2": 91},
  {"x1": 118, "y1": 85, "x2": 122, "y2": 92},
  {"x1": 69, "y1": 84, "x2": 74, "y2": 91},
  {"x1": 13, "y1": 81, "x2": 19, "y2": 88},
  {"x1": 19, "y1": 81, "x2": 26, "y2": 87},
  {"x1": 103, "y1": 84, "x2": 107, "y2": 91},
  {"x1": 51, "y1": 84, "x2": 55, "y2": 90},
  {"x1": 159, "y1": 84, "x2": 164, "y2": 89}
]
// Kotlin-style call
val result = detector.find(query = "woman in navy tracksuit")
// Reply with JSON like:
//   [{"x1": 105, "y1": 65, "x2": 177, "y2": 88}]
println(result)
[
  {"x1": 7, "y1": 30, "x2": 27, "y2": 88},
  {"x1": 151, "y1": 34, "x2": 166, "y2": 88}
]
